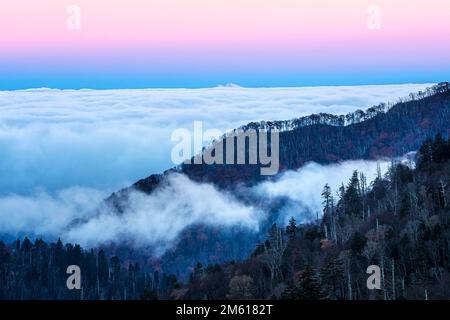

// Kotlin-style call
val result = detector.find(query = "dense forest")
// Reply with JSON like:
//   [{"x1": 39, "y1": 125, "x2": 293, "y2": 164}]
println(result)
[
  {"x1": 104, "y1": 82, "x2": 450, "y2": 279},
  {"x1": 0, "y1": 237, "x2": 169, "y2": 300},
  {"x1": 179, "y1": 135, "x2": 450, "y2": 300},
  {"x1": 1, "y1": 84, "x2": 449, "y2": 299},
  {"x1": 1, "y1": 135, "x2": 449, "y2": 299}
]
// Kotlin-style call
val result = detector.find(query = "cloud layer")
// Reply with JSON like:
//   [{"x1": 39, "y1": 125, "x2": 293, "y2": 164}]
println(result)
[
  {"x1": 0, "y1": 84, "x2": 431, "y2": 194},
  {"x1": 0, "y1": 187, "x2": 107, "y2": 238},
  {"x1": 0, "y1": 173, "x2": 259, "y2": 254},
  {"x1": 0, "y1": 160, "x2": 390, "y2": 254},
  {"x1": 65, "y1": 174, "x2": 259, "y2": 253}
]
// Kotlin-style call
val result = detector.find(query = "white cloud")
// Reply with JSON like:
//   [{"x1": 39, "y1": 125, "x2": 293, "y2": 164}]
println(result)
[
  {"x1": 0, "y1": 84, "x2": 431, "y2": 194},
  {"x1": 65, "y1": 173, "x2": 259, "y2": 253},
  {"x1": 0, "y1": 173, "x2": 259, "y2": 255},
  {"x1": 0, "y1": 187, "x2": 108, "y2": 237},
  {"x1": 0, "y1": 160, "x2": 394, "y2": 255},
  {"x1": 257, "y1": 160, "x2": 391, "y2": 224}
]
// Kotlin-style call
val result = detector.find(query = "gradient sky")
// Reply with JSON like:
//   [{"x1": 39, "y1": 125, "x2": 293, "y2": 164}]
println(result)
[{"x1": 1, "y1": 0, "x2": 449, "y2": 89}]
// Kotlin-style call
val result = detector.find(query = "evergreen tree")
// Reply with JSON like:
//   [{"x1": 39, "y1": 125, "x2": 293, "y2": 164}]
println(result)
[
  {"x1": 322, "y1": 184, "x2": 333, "y2": 216},
  {"x1": 322, "y1": 184, "x2": 335, "y2": 241},
  {"x1": 344, "y1": 171, "x2": 363, "y2": 217},
  {"x1": 432, "y1": 133, "x2": 447, "y2": 163},
  {"x1": 286, "y1": 216, "x2": 297, "y2": 239},
  {"x1": 349, "y1": 232, "x2": 367, "y2": 255},
  {"x1": 291, "y1": 266, "x2": 323, "y2": 300},
  {"x1": 417, "y1": 138, "x2": 434, "y2": 168},
  {"x1": 320, "y1": 257, "x2": 344, "y2": 299}
]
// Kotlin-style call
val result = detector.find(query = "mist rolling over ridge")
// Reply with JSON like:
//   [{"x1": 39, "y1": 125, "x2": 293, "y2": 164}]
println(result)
[
  {"x1": 0, "y1": 83, "x2": 446, "y2": 255},
  {"x1": 0, "y1": 84, "x2": 430, "y2": 194},
  {"x1": 0, "y1": 158, "x2": 390, "y2": 255}
]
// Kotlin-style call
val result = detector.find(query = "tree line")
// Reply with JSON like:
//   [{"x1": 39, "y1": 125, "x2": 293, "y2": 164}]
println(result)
[
  {"x1": 0, "y1": 237, "x2": 180, "y2": 299},
  {"x1": 180, "y1": 134, "x2": 450, "y2": 300}
]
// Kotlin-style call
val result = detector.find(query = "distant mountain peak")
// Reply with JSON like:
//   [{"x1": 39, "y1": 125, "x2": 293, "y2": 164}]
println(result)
[{"x1": 217, "y1": 83, "x2": 243, "y2": 88}]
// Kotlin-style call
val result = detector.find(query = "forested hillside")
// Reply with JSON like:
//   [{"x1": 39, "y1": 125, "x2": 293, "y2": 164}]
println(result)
[
  {"x1": 0, "y1": 238, "x2": 170, "y2": 300},
  {"x1": 180, "y1": 82, "x2": 450, "y2": 188},
  {"x1": 1, "y1": 136, "x2": 449, "y2": 300},
  {"x1": 110, "y1": 82, "x2": 450, "y2": 199},
  {"x1": 1, "y1": 85, "x2": 449, "y2": 300},
  {"x1": 96, "y1": 83, "x2": 450, "y2": 281},
  {"x1": 103, "y1": 83, "x2": 450, "y2": 280},
  {"x1": 180, "y1": 135, "x2": 450, "y2": 300}
]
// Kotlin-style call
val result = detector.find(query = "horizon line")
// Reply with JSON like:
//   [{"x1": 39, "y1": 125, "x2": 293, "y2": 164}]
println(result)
[{"x1": 0, "y1": 81, "x2": 438, "y2": 92}]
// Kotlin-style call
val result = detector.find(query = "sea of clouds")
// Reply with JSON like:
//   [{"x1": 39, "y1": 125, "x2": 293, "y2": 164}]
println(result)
[
  {"x1": 0, "y1": 160, "x2": 390, "y2": 251},
  {"x1": 0, "y1": 83, "x2": 431, "y2": 194},
  {"x1": 0, "y1": 84, "x2": 431, "y2": 250}
]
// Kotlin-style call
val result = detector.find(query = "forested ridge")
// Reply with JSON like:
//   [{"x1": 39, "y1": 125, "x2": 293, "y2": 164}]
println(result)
[
  {"x1": 116, "y1": 82, "x2": 450, "y2": 197},
  {"x1": 107, "y1": 82, "x2": 450, "y2": 281},
  {"x1": 180, "y1": 82, "x2": 450, "y2": 188},
  {"x1": 1, "y1": 136, "x2": 449, "y2": 300},
  {"x1": 180, "y1": 135, "x2": 450, "y2": 300}
]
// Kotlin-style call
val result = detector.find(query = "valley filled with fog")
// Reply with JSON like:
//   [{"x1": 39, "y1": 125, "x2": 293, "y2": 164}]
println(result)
[{"x1": 0, "y1": 84, "x2": 430, "y2": 252}]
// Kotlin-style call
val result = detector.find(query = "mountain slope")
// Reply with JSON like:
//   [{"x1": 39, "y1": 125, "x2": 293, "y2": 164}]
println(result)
[
  {"x1": 102, "y1": 83, "x2": 450, "y2": 278},
  {"x1": 181, "y1": 135, "x2": 450, "y2": 300},
  {"x1": 110, "y1": 82, "x2": 450, "y2": 201}
]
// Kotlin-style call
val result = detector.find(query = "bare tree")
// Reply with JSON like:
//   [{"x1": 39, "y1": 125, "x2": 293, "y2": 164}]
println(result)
[{"x1": 260, "y1": 225, "x2": 287, "y2": 289}]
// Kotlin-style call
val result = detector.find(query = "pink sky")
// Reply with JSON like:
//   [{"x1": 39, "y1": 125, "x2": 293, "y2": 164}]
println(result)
[
  {"x1": 1, "y1": 0, "x2": 449, "y2": 50},
  {"x1": 1, "y1": 0, "x2": 449, "y2": 88}
]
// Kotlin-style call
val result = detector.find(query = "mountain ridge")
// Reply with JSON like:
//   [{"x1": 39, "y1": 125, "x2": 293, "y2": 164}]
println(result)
[
  {"x1": 107, "y1": 82, "x2": 450, "y2": 208},
  {"x1": 93, "y1": 83, "x2": 450, "y2": 278}
]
